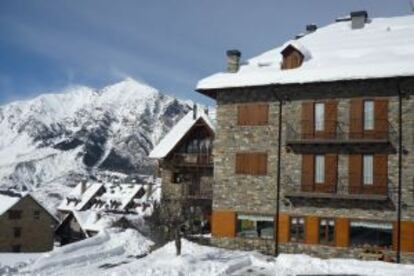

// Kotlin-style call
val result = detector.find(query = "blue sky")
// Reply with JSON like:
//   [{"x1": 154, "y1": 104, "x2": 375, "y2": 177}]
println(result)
[{"x1": 0, "y1": 1, "x2": 412, "y2": 105}]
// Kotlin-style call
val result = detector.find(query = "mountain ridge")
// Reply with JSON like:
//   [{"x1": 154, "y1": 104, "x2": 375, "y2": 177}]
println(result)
[{"x1": 0, "y1": 78, "x2": 192, "y2": 212}]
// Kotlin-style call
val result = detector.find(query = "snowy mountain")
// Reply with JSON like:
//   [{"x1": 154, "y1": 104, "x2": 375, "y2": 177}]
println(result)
[{"x1": 0, "y1": 78, "x2": 191, "y2": 211}]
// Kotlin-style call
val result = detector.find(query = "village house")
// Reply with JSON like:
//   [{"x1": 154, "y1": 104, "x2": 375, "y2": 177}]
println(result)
[
  {"x1": 196, "y1": 12, "x2": 414, "y2": 262},
  {"x1": 149, "y1": 108, "x2": 215, "y2": 233},
  {"x1": 55, "y1": 178, "x2": 159, "y2": 244},
  {"x1": 0, "y1": 190, "x2": 58, "y2": 252}
]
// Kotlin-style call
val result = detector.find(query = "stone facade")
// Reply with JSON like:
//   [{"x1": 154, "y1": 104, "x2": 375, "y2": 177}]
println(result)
[
  {"x1": 0, "y1": 196, "x2": 57, "y2": 252},
  {"x1": 210, "y1": 77, "x2": 414, "y2": 263}
]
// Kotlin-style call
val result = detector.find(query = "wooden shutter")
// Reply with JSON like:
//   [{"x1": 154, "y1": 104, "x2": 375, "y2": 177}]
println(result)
[
  {"x1": 373, "y1": 154, "x2": 388, "y2": 194},
  {"x1": 324, "y1": 100, "x2": 337, "y2": 139},
  {"x1": 302, "y1": 102, "x2": 314, "y2": 139},
  {"x1": 348, "y1": 154, "x2": 362, "y2": 194},
  {"x1": 278, "y1": 213, "x2": 290, "y2": 243},
  {"x1": 349, "y1": 99, "x2": 363, "y2": 139},
  {"x1": 335, "y1": 217, "x2": 350, "y2": 247},
  {"x1": 374, "y1": 98, "x2": 389, "y2": 139},
  {"x1": 393, "y1": 221, "x2": 414, "y2": 252},
  {"x1": 305, "y1": 216, "x2": 319, "y2": 245},
  {"x1": 237, "y1": 104, "x2": 269, "y2": 125},
  {"x1": 211, "y1": 210, "x2": 236, "y2": 238},
  {"x1": 302, "y1": 154, "x2": 314, "y2": 192},
  {"x1": 324, "y1": 154, "x2": 338, "y2": 193},
  {"x1": 235, "y1": 153, "x2": 267, "y2": 175}
]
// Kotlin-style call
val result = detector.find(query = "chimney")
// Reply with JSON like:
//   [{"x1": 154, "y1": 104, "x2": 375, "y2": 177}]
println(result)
[
  {"x1": 193, "y1": 103, "x2": 197, "y2": 119},
  {"x1": 306, "y1": 24, "x2": 317, "y2": 33},
  {"x1": 80, "y1": 178, "x2": 87, "y2": 195},
  {"x1": 204, "y1": 107, "x2": 209, "y2": 116},
  {"x1": 350, "y1": 10, "x2": 368, "y2": 29},
  {"x1": 226, "y1": 49, "x2": 241, "y2": 73}
]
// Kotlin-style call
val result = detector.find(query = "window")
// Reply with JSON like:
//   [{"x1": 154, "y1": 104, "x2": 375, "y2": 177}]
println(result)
[
  {"x1": 314, "y1": 103, "x2": 325, "y2": 131},
  {"x1": 12, "y1": 245, "x2": 21, "y2": 253},
  {"x1": 172, "y1": 172, "x2": 184, "y2": 184},
  {"x1": 236, "y1": 215, "x2": 274, "y2": 239},
  {"x1": 290, "y1": 217, "x2": 305, "y2": 242},
  {"x1": 364, "y1": 100, "x2": 374, "y2": 130},
  {"x1": 237, "y1": 104, "x2": 269, "y2": 126},
  {"x1": 34, "y1": 210, "x2": 40, "y2": 219},
  {"x1": 13, "y1": 227, "x2": 21, "y2": 238},
  {"x1": 8, "y1": 210, "x2": 22, "y2": 220},
  {"x1": 350, "y1": 221, "x2": 392, "y2": 249},
  {"x1": 319, "y1": 218, "x2": 335, "y2": 245},
  {"x1": 363, "y1": 155, "x2": 373, "y2": 185},
  {"x1": 235, "y1": 153, "x2": 267, "y2": 175},
  {"x1": 315, "y1": 155, "x2": 325, "y2": 184}
]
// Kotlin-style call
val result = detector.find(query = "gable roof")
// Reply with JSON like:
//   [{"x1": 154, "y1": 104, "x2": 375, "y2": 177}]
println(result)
[
  {"x1": 0, "y1": 190, "x2": 59, "y2": 222},
  {"x1": 197, "y1": 14, "x2": 414, "y2": 91},
  {"x1": 149, "y1": 110, "x2": 215, "y2": 159},
  {"x1": 58, "y1": 182, "x2": 104, "y2": 212}
]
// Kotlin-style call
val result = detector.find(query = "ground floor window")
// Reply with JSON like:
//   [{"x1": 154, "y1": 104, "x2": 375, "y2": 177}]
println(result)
[
  {"x1": 319, "y1": 218, "x2": 335, "y2": 245},
  {"x1": 236, "y1": 214, "x2": 274, "y2": 239},
  {"x1": 290, "y1": 217, "x2": 305, "y2": 243},
  {"x1": 350, "y1": 221, "x2": 392, "y2": 249}
]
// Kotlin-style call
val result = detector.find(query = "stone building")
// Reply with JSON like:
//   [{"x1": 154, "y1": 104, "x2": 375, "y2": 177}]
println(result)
[
  {"x1": 0, "y1": 190, "x2": 58, "y2": 252},
  {"x1": 196, "y1": 12, "x2": 414, "y2": 262},
  {"x1": 149, "y1": 109, "x2": 215, "y2": 233}
]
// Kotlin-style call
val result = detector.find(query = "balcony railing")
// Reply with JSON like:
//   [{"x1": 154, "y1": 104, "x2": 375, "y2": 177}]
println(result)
[
  {"x1": 173, "y1": 153, "x2": 213, "y2": 167},
  {"x1": 285, "y1": 173, "x2": 390, "y2": 200},
  {"x1": 286, "y1": 119, "x2": 396, "y2": 145}
]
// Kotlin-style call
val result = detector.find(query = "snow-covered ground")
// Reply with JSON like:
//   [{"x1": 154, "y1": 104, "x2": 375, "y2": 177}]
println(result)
[{"x1": 1, "y1": 231, "x2": 414, "y2": 276}]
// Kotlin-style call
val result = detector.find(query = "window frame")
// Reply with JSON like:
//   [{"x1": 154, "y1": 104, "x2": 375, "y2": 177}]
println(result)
[
  {"x1": 349, "y1": 220, "x2": 393, "y2": 249},
  {"x1": 34, "y1": 210, "x2": 41, "y2": 220},
  {"x1": 13, "y1": 227, "x2": 22, "y2": 238},
  {"x1": 236, "y1": 214, "x2": 274, "y2": 240},
  {"x1": 363, "y1": 154, "x2": 374, "y2": 186},
  {"x1": 314, "y1": 102, "x2": 325, "y2": 132},
  {"x1": 8, "y1": 210, "x2": 22, "y2": 220},
  {"x1": 319, "y1": 218, "x2": 335, "y2": 245},
  {"x1": 289, "y1": 216, "x2": 305, "y2": 243},
  {"x1": 314, "y1": 155, "x2": 325, "y2": 184},
  {"x1": 363, "y1": 100, "x2": 374, "y2": 131}
]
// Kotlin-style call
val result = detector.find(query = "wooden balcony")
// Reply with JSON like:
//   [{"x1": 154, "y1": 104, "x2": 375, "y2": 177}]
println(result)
[
  {"x1": 285, "y1": 120, "x2": 396, "y2": 153},
  {"x1": 172, "y1": 153, "x2": 213, "y2": 167},
  {"x1": 285, "y1": 174, "x2": 390, "y2": 202}
]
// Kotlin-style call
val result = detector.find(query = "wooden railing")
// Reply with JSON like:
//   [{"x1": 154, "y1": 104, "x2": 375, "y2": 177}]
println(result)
[{"x1": 173, "y1": 153, "x2": 213, "y2": 166}]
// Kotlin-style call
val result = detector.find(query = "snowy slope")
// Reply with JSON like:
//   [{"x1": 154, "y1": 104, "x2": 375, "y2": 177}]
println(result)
[{"x1": 0, "y1": 78, "x2": 191, "y2": 211}]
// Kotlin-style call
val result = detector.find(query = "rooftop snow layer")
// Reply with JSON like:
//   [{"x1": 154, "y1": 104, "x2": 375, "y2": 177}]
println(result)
[
  {"x1": 58, "y1": 182, "x2": 104, "y2": 212},
  {"x1": 197, "y1": 15, "x2": 414, "y2": 90},
  {"x1": 0, "y1": 190, "x2": 25, "y2": 216},
  {"x1": 149, "y1": 110, "x2": 215, "y2": 159}
]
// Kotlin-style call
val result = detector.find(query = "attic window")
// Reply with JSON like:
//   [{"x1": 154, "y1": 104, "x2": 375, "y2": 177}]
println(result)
[{"x1": 281, "y1": 45, "x2": 304, "y2": 70}]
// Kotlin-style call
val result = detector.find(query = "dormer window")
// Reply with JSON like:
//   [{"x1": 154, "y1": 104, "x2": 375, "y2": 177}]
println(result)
[{"x1": 281, "y1": 45, "x2": 304, "y2": 70}]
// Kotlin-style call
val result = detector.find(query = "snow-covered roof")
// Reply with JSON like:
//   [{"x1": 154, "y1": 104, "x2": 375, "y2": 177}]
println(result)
[
  {"x1": 0, "y1": 190, "x2": 26, "y2": 216},
  {"x1": 149, "y1": 110, "x2": 215, "y2": 159},
  {"x1": 72, "y1": 211, "x2": 115, "y2": 234},
  {"x1": 58, "y1": 180, "x2": 159, "y2": 215},
  {"x1": 197, "y1": 15, "x2": 414, "y2": 91},
  {"x1": 58, "y1": 182, "x2": 104, "y2": 212}
]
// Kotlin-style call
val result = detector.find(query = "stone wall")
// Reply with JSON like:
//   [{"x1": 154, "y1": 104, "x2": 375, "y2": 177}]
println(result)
[
  {"x1": 212, "y1": 78, "x2": 414, "y2": 258},
  {"x1": 0, "y1": 196, "x2": 56, "y2": 252}
]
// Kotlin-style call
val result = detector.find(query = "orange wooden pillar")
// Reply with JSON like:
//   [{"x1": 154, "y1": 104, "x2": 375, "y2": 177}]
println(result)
[
  {"x1": 305, "y1": 216, "x2": 319, "y2": 245},
  {"x1": 277, "y1": 213, "x2": 290, "y2": 243},
  {"x1": 393, "y1": 221, "x2": 414, "y2": 252},
  {"x1": 335, "y1": 217, "x2": 350, "y2": 247},
  {"x1": 211, "y1": 209, "x2": 236, "y2": 238}
]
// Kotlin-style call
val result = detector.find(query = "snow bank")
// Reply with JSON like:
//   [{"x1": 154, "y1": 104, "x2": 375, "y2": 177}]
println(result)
[{"x1": 24, "y1": 229, "x2": 153, "y2": 276}]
